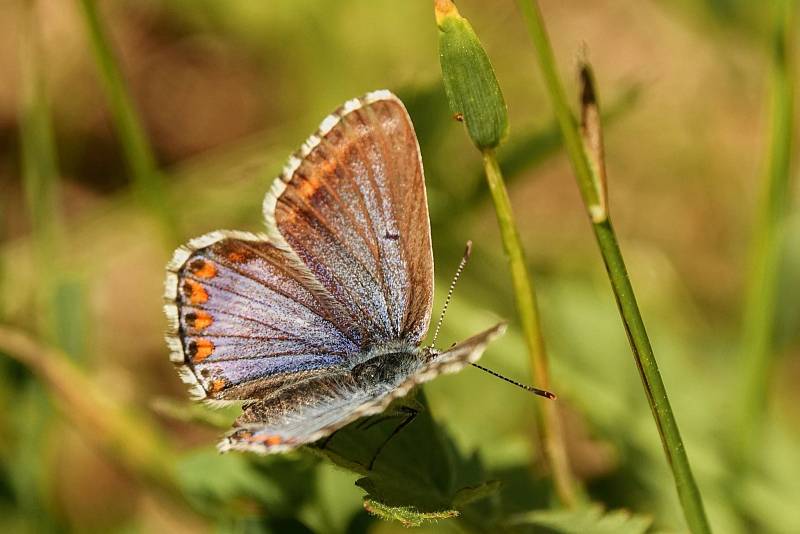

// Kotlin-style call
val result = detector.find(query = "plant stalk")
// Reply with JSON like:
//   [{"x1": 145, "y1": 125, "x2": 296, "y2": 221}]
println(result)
[
  {"x1": 516, "y1": 1, "x2": 600, "y2": 213},
  {"x1": 17, "y1": 7, "x2": 64, "y2": 523},
  {"x1": 735, "y1": 0, "x2": 795, "y2": 463},
  {"x1": 76, "y1": 0, "x2": 176, "y2": 242},
  {"x1": 592, "y1": 218, "x2": 710, "y2": 534},
  {"x1": 516, "y1": 1, "x2": 711, "y2": 531},
  {"x1": 19, "y1": 1, "x2": 62, "y2": 335},
  {"x1": 482, "y1": 149, "x2": 577, "y2": 507},
  {"x1": 435, "y1": 0, "x2": 578, "y2": 505}
]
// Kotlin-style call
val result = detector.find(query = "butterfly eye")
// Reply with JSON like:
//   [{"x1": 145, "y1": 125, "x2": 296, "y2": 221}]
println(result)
[{"x1": 422, "y1": 347, "x2": 439, "y2": 363}]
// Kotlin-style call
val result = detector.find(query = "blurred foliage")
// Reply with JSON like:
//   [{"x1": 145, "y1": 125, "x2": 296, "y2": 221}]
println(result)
[
  {"x1": 1, "y1": 0, "x2": 798, "y2": 533},
  {"x1": 507, "y1": 505, "x2": 652, "y2": 534}
]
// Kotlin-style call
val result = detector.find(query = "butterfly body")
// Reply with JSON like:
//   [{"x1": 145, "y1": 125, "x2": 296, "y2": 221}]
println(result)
[
  {"x1": 352, "y1": 344, "x2": 427, "y2": 388},
  {"x1": 164, "y1": 91, "x2": 505, "y2": 454}
]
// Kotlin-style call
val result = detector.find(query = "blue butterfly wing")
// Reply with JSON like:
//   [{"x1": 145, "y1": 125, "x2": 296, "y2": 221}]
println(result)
[{"x1": 165, "y1": 231, "x2": 359, "y2": 401}]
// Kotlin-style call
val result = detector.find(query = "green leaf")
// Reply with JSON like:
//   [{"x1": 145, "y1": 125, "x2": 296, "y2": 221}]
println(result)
[
  {"x1": 507, "y1": 505, "x2": 652, "y2": 534},
  {"x1": 310, "y1": 391, "x2": 500, "y2": 529},
  {"x1": 363, "y1": 499, "x2": 458, "y2": 528}
]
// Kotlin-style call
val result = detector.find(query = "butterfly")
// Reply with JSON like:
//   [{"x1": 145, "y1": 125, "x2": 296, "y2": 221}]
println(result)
[{"x1": 163, "y1": 90, "x2": 506, "y2": 455}]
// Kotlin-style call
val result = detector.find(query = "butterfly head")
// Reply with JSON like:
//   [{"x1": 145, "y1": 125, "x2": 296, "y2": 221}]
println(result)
[{"x1": 421, "y1": 345, "x2": 440, "y2": 363}]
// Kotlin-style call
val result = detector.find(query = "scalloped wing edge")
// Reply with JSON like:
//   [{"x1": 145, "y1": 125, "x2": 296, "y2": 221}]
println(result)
[
  {"x1": 261, "y1": 89, "x2": 398, "y2": 246},
  {"x1": 260, "y1": 90, "x2": 408, "y2": 302},
  {"x1": 163, "y1": 230, "x2": 269, "y2": 403}
]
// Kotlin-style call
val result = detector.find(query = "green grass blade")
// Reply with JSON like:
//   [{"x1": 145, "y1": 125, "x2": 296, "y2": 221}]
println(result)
[
  {"x1": 20, "y1": 1, "x2": 91, "y2": 361},
  {"x1": 16, "y1": 6, "x2": 187, "y2": 513},
  {"x1": 736, "y1": 0, "x2": 796, "y2": 462},
  {"x1": 19, "y1": 6, "x2": 62, "y2": 332},
  {"x1": 590, "y1": 219, "x2": 710, "y2": 534},
  {"x1": 16, "y1": 8, "x2": 78, "y2": 528},
  {"x1": 76, "y1": 0, "x2": 177, "y2": 242},
  {"x1": 516, "y1": 1, "x2": 711, "y2": 531}
]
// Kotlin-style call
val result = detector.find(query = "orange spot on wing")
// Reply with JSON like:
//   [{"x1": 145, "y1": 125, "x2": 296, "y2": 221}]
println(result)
[
  {"x1": 194, "y1": 311, "x2": 213, "y2": 330},
  {"x1": 188, "y1": 258, "x2": 217, "y2": 278},
  {"x1": 321, "y1": 159, "x2": 337, "y2": 175},
  {"x1": 186, "y1": 310, "x2": 213, "y2": 331},
  {"x1": 216, "y1": 241, "x2": 256, "y2": 264},
  {"x1": 182, "y1": 279, "x2": 208, "y2": 304},
  {"x1": 189, "y1": 338, "x2": 214, "y2": 364},
  {"x1": 208, "y1": 378, "x2": 226, "y2": 394},
  {"x1": 263, "y1": 435, "x2": 283, "y2": 446},
  {"x1": 243, "y1": 433, "x2": 283, "y2": 446},
  {"x1": 296, "y1": 175, "x2": 321, "y2": 199},
  {"x1": 225, "y1": 247, "x2": 251, "y2": 263}
]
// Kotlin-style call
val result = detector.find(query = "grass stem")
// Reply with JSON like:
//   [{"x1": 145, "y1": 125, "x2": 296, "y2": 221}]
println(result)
[
  {"x1": 735, "y1": 0, "x2": 795, "y2": 462},
  {"x1": 515, "y1": 1, "x2": 600, "y2": 213},
  {"x1": 19, "y1": 2, "x2": 62, "y2": 337},
  {"x1": 16, "y1": 9, "x2": 62, "y2": 520},
  {"x1": 516, "y1": 1, "x2": 711, "y2": 531},
  {"x1": 482, "y1": 149, "x2": 577, "y2": 507},
  {"x1": 435, "y1": 0, "x2": 578, "y2": 505},
  {"x1": 592, "y1": 218, "x2": 710, "y2": 533},
  {"x1": 76, "y1": 0, "x2": 177, "y2": 242}
]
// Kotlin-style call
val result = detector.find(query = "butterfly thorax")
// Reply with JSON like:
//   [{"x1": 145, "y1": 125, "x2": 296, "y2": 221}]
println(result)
[{"x1": 350, "y1": 340, "x2": 426, "y2": 390}]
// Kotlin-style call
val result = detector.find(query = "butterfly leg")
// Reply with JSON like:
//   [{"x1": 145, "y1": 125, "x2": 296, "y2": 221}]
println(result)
[{"x1": 367, "y1": 405, "x2": 419, "y2": 471}]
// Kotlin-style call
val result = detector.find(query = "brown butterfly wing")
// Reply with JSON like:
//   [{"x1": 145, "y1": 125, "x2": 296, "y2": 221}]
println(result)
[{"x1": 263, "y1": 91, "x2": 434, "y2": 347}]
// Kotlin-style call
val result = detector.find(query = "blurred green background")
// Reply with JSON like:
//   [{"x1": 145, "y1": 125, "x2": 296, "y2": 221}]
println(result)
[{"x1": 1, "y1": 0, "x2": 798, "y2": 532}]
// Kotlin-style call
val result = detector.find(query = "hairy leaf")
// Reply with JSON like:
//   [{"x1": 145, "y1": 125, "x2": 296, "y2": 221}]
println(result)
[
  {"x1": 507, "y1": 505, "x2": 652, "y2": 534},
  {"x1": 363, "y1": 499, "x2": 458, "y2": 528}
]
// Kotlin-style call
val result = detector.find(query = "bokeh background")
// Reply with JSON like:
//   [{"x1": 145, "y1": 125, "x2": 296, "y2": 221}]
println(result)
[{"x1": 1, "y1": 0, "x2": 799, "y2": 532}]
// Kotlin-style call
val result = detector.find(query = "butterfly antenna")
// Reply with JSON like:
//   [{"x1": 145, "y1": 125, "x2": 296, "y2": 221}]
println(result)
[
  {"x1": 470, "y1": 363, "x2": 556, "y2": 399},
  {"x1": 429, "y1": 240, "x2": 472, "y2": 349}
]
